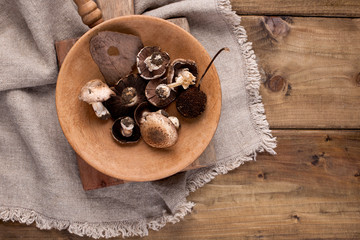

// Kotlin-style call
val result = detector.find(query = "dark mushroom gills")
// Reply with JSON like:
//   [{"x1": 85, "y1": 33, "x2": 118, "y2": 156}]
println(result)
[
  {"x1": 103, "y1": 74, "x2": 147, "y2": 119},
  {"x1": 145, "y1": 78, "x2": 176, "y2": 108},
  {"x1": 136, "y1": 46, "x2": 170, "y2": 80},
  {"x1": 111, "y1": 116, "x2": 141, "y2": 144}
]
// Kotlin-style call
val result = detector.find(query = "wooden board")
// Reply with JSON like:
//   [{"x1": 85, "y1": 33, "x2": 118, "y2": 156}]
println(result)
[
  {"x1": 1, "y1": 130, "x2": 359, "y2": 239},
  {"x1": 97, "y1": 0, "x2": 134, "y2": 20},
  {"x1": 231, "y1": 0, "x2": 360, "y2": 17},
  {"x1": 240, "y1": 16, "x2": 360, "y2": 129}
]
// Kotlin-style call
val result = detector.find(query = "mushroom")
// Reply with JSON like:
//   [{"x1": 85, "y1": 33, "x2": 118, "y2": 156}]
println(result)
[
  {"x1": 78, "y1": 79, "x2": 116, "y2": 119},
  {"x1": 111, "y1": 116, "x2": 141, "y2": 144},
  {"x1": 90, "y1": 31, "x2": 143, "y2": 86},
  {"x1": 167, "y1": 59, "x2": 198, "y2": 91},
  {"x1": 137, "y1": 46, "x2": 170, "y2": 80},
  {"x1": 103, "y1": 74, "x2": 147, "y2": 120},
  {"x1": 139, "y1": 112, "x2": 178, "y2": 148},
  {"x1": 134, "y1": 101, "x2": 159, "y2": 126},
  {"x1": 145, "y1": 78, "x2": 176, "y2": 108},
  {"x1": 176, "y1": 47, "x2": 229, "y2": 118}
]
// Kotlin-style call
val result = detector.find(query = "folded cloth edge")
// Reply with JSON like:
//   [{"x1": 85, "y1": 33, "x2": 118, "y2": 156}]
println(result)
[{"x1": 0, "y1": 0, "x2": 277, "y2": 238}]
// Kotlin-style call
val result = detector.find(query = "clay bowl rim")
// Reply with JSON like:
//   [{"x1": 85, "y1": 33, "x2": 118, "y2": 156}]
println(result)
[{"x1": 55, "y1": 15, "x2": 222, "y2": 182}]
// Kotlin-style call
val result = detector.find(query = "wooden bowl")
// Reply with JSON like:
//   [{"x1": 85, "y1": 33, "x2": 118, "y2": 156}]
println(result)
[{"x1": 56, "y1": 15, "x2": 221, "y2": 182}]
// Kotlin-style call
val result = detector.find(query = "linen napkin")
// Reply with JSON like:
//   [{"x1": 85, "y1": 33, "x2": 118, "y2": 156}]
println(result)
[{"x1": 0, "y1": 0, "x2": 276, "y2": 238}]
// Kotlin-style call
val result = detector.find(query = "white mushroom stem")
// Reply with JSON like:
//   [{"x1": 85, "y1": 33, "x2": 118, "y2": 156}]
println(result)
[
  {"x1": 168, "y1": 116, "x2": 180, "y2": 129},
  {"x1": 120, "y1": 117, "x2": 134, "y2": 137},
  {"x1": 91, "y1": 102, "x2": 111, "y2": 119},
  {"x1": 167, "y1": 68, "x2": 196, "y2": 90}
]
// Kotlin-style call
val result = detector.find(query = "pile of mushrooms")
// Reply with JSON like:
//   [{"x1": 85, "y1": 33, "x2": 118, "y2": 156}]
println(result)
[{"x1": 78, "y1": 31, "x2": 228, "y2": 148}]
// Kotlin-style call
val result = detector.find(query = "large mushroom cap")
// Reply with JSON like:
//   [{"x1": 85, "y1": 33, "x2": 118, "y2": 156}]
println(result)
[
  {"x1": 140, "y1": 112, "x2": 178, "y2": 148},
  {"x1": 90, "y1": 31, "x2": 143, "y2": 86},
  {"x1": 103, "y1": 74, "x2": 147, "y2": 119},
  {"x1": 145, "y1": 78, "x2": 176, "y2": 108},
  {"x1": 137, "y1": 46, "x2": 170, "y2": 80}
]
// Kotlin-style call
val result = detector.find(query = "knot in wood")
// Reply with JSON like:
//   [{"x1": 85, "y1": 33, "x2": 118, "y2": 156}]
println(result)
[
  {"x1": 264, "y1": 17, "x2": 290, "y2": 39},
  {"x1": 267, "y1": 75, "x2": 286, "y2": 92},
  {"x1": 356, "y1": 72, "x2": 360, "y2": 86}
]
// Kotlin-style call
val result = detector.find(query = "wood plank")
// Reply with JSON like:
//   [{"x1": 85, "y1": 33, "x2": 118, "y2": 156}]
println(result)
[
  {"x1": 1, "y1": 130, "x2": 359, "y2": 239},
  {"x1": 240, "y1": 16, "x2": 360, "y2": 129},
  {"x1": 97, "y1": 0, "x2": 134, "y2": 20},
  {"x1": 231, "y1": 0, "x2": 360, "y2": 17}
]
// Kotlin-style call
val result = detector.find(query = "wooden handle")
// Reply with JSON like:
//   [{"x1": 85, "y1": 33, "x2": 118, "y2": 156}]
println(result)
[{"x1": 73, "y1": 0, "x2": 104, "y2": 28}]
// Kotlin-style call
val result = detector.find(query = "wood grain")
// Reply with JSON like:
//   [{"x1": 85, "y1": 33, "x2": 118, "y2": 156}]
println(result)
[
  {"x1": 1, "y1": 130, "x2": 359, "y2": 239},
  {"x1": 231, "y1": 0, "x2": 360, "y2": 17},
  {"x1": 97, "y1": 0, "x2": 134, "y2": 20},
  {"x1": 240, "y1": 16, "x2": 360, "y2": 129}
]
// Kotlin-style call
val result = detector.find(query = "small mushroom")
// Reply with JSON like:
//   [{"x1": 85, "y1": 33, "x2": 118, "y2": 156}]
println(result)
[
  {"x1": 137, "y1": 46, "x2": 170, "y2": 80},
  {"x1": 176, "y1": 47, "x2": 229, "y2": 118},
  {"x1": 111, "y1": 116, "x2": 141, "y2": 144},
  {"x1": 140, "y1": 112, "x2": 178, "y2": 148},
  {"x1": 145, "y1": 78, "x2": 176, "y2": 108},
  {"x1": 103, "y1": 74, "x2": 147, "y2": 119},
  {"x1": 167, "y1": 59, "x2": 198, "y2": 91},
  {"x1": 78, "y1": 79, "x2": 115, "y2": 119}
]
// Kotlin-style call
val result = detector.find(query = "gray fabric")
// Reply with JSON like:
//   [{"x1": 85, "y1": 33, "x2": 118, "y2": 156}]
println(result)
[{"x1": 0, "y1": 0, "x2": 275, "y2": 238}]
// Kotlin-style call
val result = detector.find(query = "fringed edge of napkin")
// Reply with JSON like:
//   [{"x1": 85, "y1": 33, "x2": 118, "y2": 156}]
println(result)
[{"x1": 0, "y1": 0, "x2": 276, "y2": 238}]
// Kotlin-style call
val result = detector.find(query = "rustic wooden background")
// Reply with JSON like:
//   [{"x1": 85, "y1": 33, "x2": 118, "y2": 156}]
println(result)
[{"x1": 1, "y1": 0, "x2": 359, "y2": 239}]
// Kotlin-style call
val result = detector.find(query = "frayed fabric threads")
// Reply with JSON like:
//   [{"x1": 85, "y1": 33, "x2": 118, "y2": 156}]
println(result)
[{"x1": 0, "y1": 202, "x2": 194, "y2": 239}]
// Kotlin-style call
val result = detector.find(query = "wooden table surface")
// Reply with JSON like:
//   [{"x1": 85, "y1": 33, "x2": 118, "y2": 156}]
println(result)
[{"x1": 1, "y1": 0, "x2": 359, "y2": 239}]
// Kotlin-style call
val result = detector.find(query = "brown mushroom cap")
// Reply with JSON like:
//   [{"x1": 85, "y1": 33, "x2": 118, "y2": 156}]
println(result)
[
  {"x1": 90, "y1": 31, "x2": 143, "y2": 87},
  {"x1": 176, "y1": 86, "x2": 207, "y2": 118},
  {"x1": 103, "y1": 74, "x2": 147, "y2": 119},
  {"x1": 137, "y1": 46, "x2": 170, "y2": 80},
  {"x1": 166, "y1": 59, "x2": 198, "y2": 91},
  {"x1": 145, "y1": 78, "x2": 176, "y2": 108},
  {"x1": 140, "y1": 112, "x2": 178, "y2": 148},
  {"x1": 111, "y1": 117, "x2": 141, "y2": 144}
]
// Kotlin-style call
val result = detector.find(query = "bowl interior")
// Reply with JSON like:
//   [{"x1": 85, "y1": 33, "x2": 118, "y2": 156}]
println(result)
[{"x1": 56, "y1": 15, "x2": 221, "y2": 182}]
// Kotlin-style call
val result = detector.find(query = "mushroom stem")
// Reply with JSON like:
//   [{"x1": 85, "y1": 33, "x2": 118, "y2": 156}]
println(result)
[
  {"x1": 120, "y1": 117, "x2": 135, "y2": 137},
  {"x1": 166, "y1": 82, "x2": 182, "y2": 89},
  {"x1": 167, "y1": 68, "x2": 196, "y2": 89},
  {"x1": 197, "y1": 47, "x2": 230, "y2": 89},
  {"x1": 91, "y1": 102, "x2": 111, "y2": 119}
]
